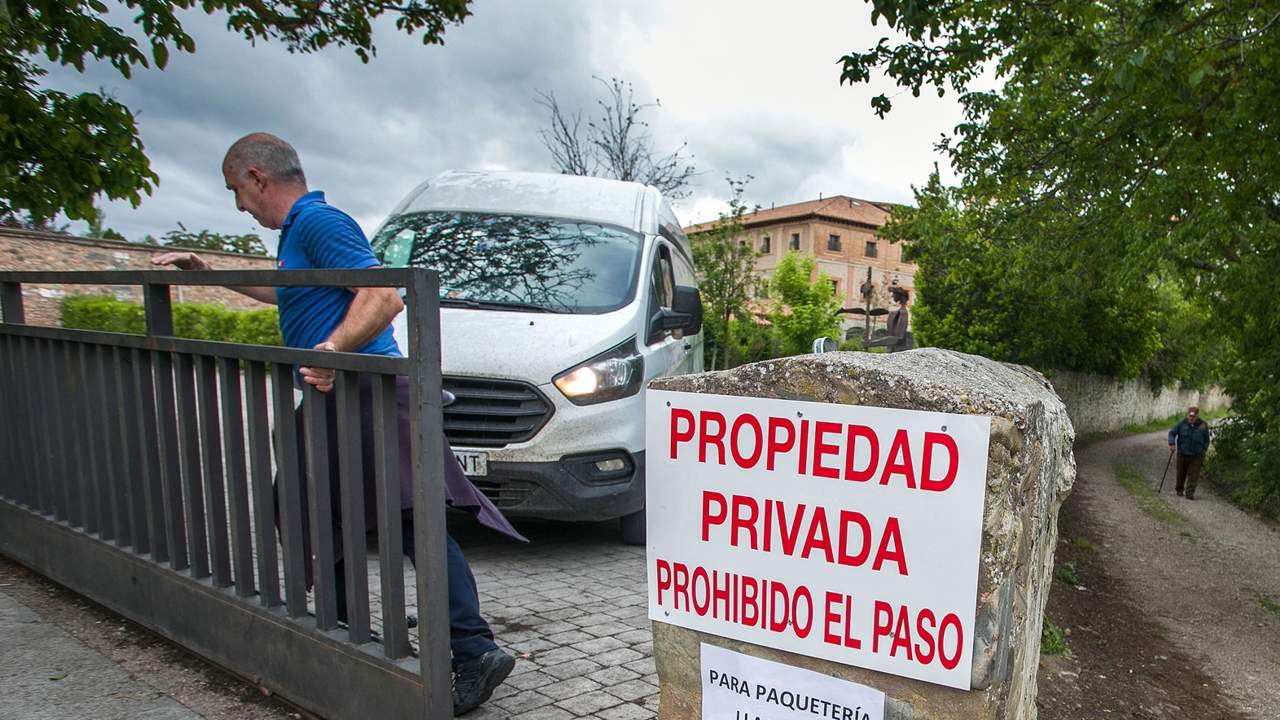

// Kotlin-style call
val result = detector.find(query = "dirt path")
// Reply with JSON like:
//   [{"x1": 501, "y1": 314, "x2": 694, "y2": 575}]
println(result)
[{"x1": 1037, "y1": 431, "x2": 1280, "y2": 719}]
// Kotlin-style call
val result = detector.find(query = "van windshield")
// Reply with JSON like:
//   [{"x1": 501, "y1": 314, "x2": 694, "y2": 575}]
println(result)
[{"x1": 372, "y1": 211, "x2": 644, "y2": 314}]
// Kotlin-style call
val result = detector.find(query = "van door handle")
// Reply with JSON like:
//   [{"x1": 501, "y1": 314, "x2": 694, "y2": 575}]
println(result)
[{"x1": 682, "y1": 342, "x2": 692, "y2": 351}]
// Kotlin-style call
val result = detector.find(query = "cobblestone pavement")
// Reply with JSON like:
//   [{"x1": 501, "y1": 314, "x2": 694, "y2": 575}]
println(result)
[{"x1": 449, "y1": 516, "x2": 658, "y2": 720}]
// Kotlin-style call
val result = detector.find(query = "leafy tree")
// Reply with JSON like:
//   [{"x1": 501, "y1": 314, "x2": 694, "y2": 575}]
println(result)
[
  {"x1": 840, "y1": 0, "x2": 1276, "y2": 506},
  {"x1": 768, "y1": 253, "x2": 841, "y2": 357},
  {"x1": 689, "y1": 176, "x2": 760, "y2": 369},
  {"x1": 160, "y1": 222, "x2": 268, "y2": 255},
  {"x1": 83, "y1": 205, "x2": 127, "y2": 241},
  {"x1": 536, "y1": 77, "x2": 697, "y2": 199},
  {"x1": 883, "y1": 173, "x2": 1166, "y2": 377},
  {"x1": 1, "y1": 0, "x2": 472, "y2": 224}
]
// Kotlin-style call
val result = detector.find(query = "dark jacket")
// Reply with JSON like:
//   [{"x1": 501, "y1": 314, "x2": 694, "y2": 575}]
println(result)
[
  {"x1": 886, "y1": 306, "x2": 911, "y2": 352},
  {"x1": 1168, "y1": 418, "x2": 1211, "y2": 456}
]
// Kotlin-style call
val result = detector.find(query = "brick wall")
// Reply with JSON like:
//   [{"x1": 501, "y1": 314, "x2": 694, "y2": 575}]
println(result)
[{"x1": 0, "y1": 228, "x2": 276, "y2": 327}]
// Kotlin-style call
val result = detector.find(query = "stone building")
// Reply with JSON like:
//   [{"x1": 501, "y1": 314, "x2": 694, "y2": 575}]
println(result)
[
  {"x1": 0, "y1": 227, "x2": 275, "y2": 327},
  {"x1": 684, "y1": 195, "x2": 915, "y2": 336}
]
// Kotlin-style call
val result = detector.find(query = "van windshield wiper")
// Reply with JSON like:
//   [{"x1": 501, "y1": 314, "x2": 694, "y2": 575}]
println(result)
[{"x1": 439, "y1": 297, "x2": 566, "y2": 313}]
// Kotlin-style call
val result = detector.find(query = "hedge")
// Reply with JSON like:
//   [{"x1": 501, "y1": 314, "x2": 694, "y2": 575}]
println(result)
[{"x1": 62, "y1": 295, "x2": 282, "y2": 346}]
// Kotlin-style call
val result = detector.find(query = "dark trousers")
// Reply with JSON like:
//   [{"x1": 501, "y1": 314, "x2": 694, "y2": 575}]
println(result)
[
  {"x1": 331, "y1": 509, "x2": 496, "y2": 663},
  {"x1": 283, "y1": 376, "x2": 497, "y2": 664},
  {"x1": 1175, "y1": 453, "x2": 1204, "y2": 496}
]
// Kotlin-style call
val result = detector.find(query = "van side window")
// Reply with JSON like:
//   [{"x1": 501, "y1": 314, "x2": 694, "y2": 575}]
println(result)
[
  {"x1": 672, "y1": 249, "x2": 696, "y2": 287},
  {"x1": 648, "y1": 245, "x2": 678, "y2": 343},
  {"x1": 651, "y1": 247, "x2": 675, "y2": 309}
]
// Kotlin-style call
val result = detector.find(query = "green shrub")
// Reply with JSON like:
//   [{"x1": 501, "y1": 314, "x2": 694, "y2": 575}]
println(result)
[
  {"x1": 1054, "y1": 562, "x2": 1080, "y2": 587},
  {"x1": 233, "y1": 309, "x2": 284, "y2": 346},
  {"x1": 1040, "y1": 618, "x2": 1067, "y2": 656},
  {"x1": 1205, "y1": 416, "x2": 1280, "y2": 522},
  {"x1": 61, "y1": 295, "x2": 146, "y2": 334},
  {"x1": 61, "y1": 295, "x2": 281, "y2": 346}
]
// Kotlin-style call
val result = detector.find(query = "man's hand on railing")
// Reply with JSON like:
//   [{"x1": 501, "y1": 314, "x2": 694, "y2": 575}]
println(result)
[
  {"x1": 300, "y1": 341, "x2": 338, "y2": 393},
  {"x1": 149, "y1": 251, "x2": 278, "y2": 305},
  {"x1": 150, "y1": 251, "x2": 212, "y2": 271}
]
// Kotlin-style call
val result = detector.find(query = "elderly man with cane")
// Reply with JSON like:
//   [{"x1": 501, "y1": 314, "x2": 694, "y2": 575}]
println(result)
[{"x1": 1166, "y1": 406, "x2": 1211, "y2": 499}]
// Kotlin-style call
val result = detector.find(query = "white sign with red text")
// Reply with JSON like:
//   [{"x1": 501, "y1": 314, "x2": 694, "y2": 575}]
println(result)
[{"x1": 646, "y1": 390, "x2": 990, "y2": 689}]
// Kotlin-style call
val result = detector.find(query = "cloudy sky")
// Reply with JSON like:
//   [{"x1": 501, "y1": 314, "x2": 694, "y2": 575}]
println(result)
[{"x1": 50, "y1": 0, "x2": 964, "y2": 242}]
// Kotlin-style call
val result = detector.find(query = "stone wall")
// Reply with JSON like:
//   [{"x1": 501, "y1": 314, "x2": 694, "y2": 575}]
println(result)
[
  {"x1": 0, "y1": 228, "x2": 275, "y2": 327},
  {"x1": 1046, "y1": 369, "x2": 1230, "y2": 435},
  {"x1": 650, "y1": 348, "x2": 1076, "y2": 720}
]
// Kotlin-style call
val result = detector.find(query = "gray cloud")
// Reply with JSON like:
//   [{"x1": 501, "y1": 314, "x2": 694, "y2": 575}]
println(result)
[{"x1": 44, "y1": 1, "x2": 961, "y2": 241}]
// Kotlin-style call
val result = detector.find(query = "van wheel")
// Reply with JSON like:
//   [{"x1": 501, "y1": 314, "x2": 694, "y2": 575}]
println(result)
[{"x1": 619, "y1": 509, "x2": 646, "y2": 545}]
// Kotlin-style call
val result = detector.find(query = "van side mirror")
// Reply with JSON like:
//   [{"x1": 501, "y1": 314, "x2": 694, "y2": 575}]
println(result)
[
  {"x1": 672, "y1": 285, "x2": 702, "y2": 335},
  {"x1": 648, "y1": 285, "x2": 703, "y2": 341}
]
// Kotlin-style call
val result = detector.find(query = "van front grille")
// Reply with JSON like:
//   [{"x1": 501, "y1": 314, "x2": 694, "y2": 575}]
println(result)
[
  {"x1": 471, "y1": 478, "x2": 536, "y2": 509},
  {"x1": 442, "y1": 376, "x2": 553, "y2": 448}
]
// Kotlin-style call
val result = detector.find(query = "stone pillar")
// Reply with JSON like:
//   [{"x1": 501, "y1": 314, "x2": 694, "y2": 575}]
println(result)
[{"x1": 649, "y1": 348, "x2": 1075, "y2": 720}]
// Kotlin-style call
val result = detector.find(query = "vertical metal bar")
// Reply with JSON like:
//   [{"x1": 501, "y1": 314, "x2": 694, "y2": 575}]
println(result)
[
  {"x1": 0, "y1": 335, "x2": 10, "y2": 502},
  {"x1": 30, "y1": 335, "x2": 54, "y2": 515},
  {"x1": 107, "y1": 345, "x2": 136, "y2": 545},
  {"x1": 134, "y1": 348, "x2": 167, "y2": 563},
  {"x1": 407, "y1": 269, "x2": 451, "y2": 714},
  {"x1": 70, "y1": 340, "x2": 92, "y2": 529},
  {"x1": 22, "y1": 337, "x2": 43, "y2": 511},
  {"x1": 272, "y1": 362, "x2": 307, "y2": 618},
  {"x1": 118, "y1": 347, "x2": 149, "y2": 555},
  {"x1": 153, "y1": 349, "x2": 189, "y2": 570},
  {"x1": 373, "y1": 373, "x2": 409, "y2": 659},
  {"x1": 1, "y1": 281, "x2": 24, "y2": 324},
  {"x1": 303, "y1": 384, "x2": 338, "y2": 629},
  {"x1": 197, "y1": 355, "x2": 231, "y2": 586},
  {"x1": 175, "y1": 353, "x2": 209, "y2": 578},
  {"x1": 246, "y1": 361, "x2": 280, "y2": 607},
  {"x1": 39, "y1": 338, "x2": 60, "y2": 518},
  {"x1": 96, "y1": 340, "x2": 127, "y2": 545},
  {"x1": 144, "y1": 283, "x2": 174, "y2": 336},
  {"x1": 337, "y1": 370, "x2": 370, "y2": 644},
  {"x1": 50, "y1": 340, "x2": 79, "y2": 528},
  {"x1": 218, "y1": 357, "x2": 255, "y2": 597},
  {"x1": 17, "y1": 336, "x2": 42, "y2": 511},
  {"x1": 76, "y1": 343, "x2": 102, "y2": 535},
  {"x1": 0, "y1": 335, "x2": 17, "y2": 504}
]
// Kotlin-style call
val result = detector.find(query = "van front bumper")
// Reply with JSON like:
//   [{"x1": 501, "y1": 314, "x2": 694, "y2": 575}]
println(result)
[{"x1": 464, "y1": 450, "x2": 646, "y2": 522}]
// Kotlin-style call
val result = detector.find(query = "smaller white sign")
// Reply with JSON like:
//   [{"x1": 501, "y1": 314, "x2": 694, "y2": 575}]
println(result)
[{"x1": 701, "y1": 643, "x2": 884, "y2": 720}]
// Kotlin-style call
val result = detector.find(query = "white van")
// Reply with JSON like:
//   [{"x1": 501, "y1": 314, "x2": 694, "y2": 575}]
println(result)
[{"x1": 373, "y1": 171, "x2": 704, "y2": 543}]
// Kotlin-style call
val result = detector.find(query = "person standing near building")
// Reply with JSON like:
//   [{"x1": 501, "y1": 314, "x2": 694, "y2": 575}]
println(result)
[
  {"x1": 152, "y1": 132, "x2": 518, "y2": 715},
  {"x1": 886, "y1": 286, "x2": 911, "y2": 352},
  {"x1": 1167, "y1": 405, "x2": 1211, "y2": 499}
]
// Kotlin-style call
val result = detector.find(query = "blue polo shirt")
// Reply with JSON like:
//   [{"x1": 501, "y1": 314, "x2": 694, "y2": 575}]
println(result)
[{"x1": 276, "y1": 191, "x2": 400, "y2": 357}]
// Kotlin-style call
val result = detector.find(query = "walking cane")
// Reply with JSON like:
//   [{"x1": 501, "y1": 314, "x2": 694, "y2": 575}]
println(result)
[{"x1": 1157, "y1": 447, "x2": 1174, "y2": 493}]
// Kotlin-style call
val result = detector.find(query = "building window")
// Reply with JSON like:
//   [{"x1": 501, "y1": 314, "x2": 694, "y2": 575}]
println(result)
[
  {"x1": 827, "y1": 234, "x2": 841, "y2": 251},
  {"x1": 830, "y1": 279, "x2": 840, "y2": 296},
  {"x1": 865, "y1": 240, "x2": 877, "y2": 258},
  {"x1": 761, "y1": 235, "x2": 771, "y2": 253},
  {"x1": 790, "y1": 233, "x2": 800, "y2": 250}
]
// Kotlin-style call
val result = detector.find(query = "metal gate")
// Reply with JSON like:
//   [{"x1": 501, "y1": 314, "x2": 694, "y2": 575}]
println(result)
[{"x1": 0, "y1": 269, "x2": 451, "y2": 719}]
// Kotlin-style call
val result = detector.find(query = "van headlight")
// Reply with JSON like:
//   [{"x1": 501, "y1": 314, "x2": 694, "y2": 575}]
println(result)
[{"x1": 553, "y1": 337, "x2": 644, "y2": 405}]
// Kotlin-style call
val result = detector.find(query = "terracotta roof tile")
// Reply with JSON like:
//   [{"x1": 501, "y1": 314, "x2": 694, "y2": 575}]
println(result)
[{"x1": 684, "y1": 195, "x2": 894, "y2": 235}]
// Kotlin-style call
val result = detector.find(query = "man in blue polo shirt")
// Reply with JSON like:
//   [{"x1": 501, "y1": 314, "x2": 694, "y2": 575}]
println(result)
[{"x1": 152, "y1": 133, "x2": 517, "y2": 715}]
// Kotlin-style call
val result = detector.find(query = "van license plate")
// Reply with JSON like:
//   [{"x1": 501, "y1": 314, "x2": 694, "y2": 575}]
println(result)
[{"x1": 455, "y1": 451, "x2": 488, "y2": 477}]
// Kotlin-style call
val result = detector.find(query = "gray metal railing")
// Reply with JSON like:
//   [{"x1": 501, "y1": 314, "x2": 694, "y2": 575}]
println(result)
[{"x1": 0, "y1": 269, "x2": 451, "y2": 719}]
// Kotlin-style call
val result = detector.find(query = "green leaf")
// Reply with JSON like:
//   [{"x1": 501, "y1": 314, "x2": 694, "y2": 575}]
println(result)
[
  {"x1": 153, "y1": 43, "x2": 169, "y2": 70},
  {"x1": 1189, "y1": 62, "x2": 1211, "y2": 88}
]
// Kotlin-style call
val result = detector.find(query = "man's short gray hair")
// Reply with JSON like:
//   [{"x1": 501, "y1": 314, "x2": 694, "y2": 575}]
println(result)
[{"x1": 224, "y1": 132, "x2": 307, "y2": 185}]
